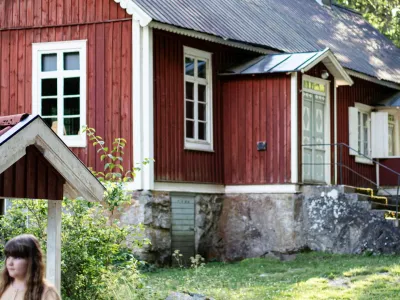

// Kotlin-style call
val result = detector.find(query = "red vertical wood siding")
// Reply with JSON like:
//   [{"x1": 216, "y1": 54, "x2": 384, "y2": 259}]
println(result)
[
  {"x1": 379, "y1": 159, "x2": 400, "y2": 186},
  {"x1": 0, "y1": 0, "x2": 130, "y2": 28},
  {"x1": 336, "y1": 77, "x2": 396, "y2": 187},
  {"x1": 222, "y1": 74, "x2": 292, "y2": 184},
  {"x1": 0, "y1": 1, "x2": 132, "y2": 173},
  {"x1": 0, "y1": 146, "x2": 65, "y2": 200},
  {"x1": 153, "y1": 29, "x2": 258, "y2": 183}
]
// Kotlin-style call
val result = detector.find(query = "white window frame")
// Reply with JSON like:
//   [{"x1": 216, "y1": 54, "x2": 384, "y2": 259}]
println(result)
[
  {"x1": 32, "y1": 40, "x2": 87, "y2": 148},
  {"x1": 375, "y1": 107, "x2": 400, "y2": 158},
  {"x1": 354, "y1": 103, "x2": 372, "y2": 164},
  {"x1": 183, "y1": 46, "x2": 213, "y2": 152}
]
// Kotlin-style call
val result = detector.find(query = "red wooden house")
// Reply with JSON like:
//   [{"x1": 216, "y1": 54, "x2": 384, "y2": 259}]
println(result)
[{"x1": 1, "y1": 0, "x2": 400, "y2": 261}]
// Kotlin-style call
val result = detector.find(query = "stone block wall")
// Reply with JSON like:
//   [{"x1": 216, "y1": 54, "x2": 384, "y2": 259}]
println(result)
[{"x1": 117, "y1": 186, "x2": 400, "y2": 264}]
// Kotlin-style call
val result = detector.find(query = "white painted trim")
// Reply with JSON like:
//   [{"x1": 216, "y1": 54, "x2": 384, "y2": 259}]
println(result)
[
  {"x1": 184, "y1": 46, "x2": 213, "y2": 151},
  {"x1": 334, "y1": 78, "x2": 338, "y2": 184},
  {"x1": 0, "y1": 117, "x2": 104, "y2": 202},
  {"x1": 302, "y1": 51, "x2": 354, "y2": 86},
  {"x1": 114, "y1": 0, "x2": 152, "y2": 26},
  {"x1": 346, "y1": 69, "x2": 400, "y2": 90},
  {"x1": 46, "y1": 200, "x2": 62, "y2": 292},
  {"x1": 153, "y1": 182, "x2": 225, "y2": 194},
  {"x1": 32, "y1": 40, "x2": 87, "y2": 148},
  {"x1": 225, "y1": 184, "x2": 300, "y2": 194},
  {"x1": 151, "y1": 182, "x2": 300, "y2": 194},
  {"x1": 301, "y1": 75, "x2": 331, "y2": 184},
  {"x1": 150, "y1": 21, "x2": 273, "y2": 55},
  {"x1": 132, "y1": 20, "x2": 143, "y2": 190},
  {"x1": 291, "y1": 73, "x2": 298, "y2": 183},
  {"x1": 142, "y1": 26, "x2": 154, "y2": 190}
]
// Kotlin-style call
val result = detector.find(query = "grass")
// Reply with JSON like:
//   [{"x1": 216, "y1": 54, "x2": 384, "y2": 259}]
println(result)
[{"x1": 140, "y1": 252, "x2": 400, "y2": 300}]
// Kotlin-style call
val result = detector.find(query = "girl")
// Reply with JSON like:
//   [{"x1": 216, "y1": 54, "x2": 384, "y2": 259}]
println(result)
[{"x1": 0, "y1": 234, "x2": 61, "y2": 300}]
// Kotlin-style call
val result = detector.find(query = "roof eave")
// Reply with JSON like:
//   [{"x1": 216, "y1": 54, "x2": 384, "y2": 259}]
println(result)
[{"x1": 114, "y1": 0, "x2": 152, "y2": 26}]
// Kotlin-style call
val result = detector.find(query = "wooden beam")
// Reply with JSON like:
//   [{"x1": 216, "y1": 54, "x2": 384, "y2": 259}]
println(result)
[{"x1": 46, "y1": 200, "x2": 62, "y2": 292}]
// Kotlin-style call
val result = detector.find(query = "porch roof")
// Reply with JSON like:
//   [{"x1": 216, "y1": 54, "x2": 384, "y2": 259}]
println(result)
[
  {"x1": 220, "y1": 48, "x2": 353, "y2": 86},
  {"x1": 0, "y1": 114, "x2": 104, "y2": 202}
]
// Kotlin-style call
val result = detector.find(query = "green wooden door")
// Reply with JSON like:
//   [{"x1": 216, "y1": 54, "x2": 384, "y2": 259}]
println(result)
[{"x1": 171, "y1": 195, "x2": 195, "y2": 264}]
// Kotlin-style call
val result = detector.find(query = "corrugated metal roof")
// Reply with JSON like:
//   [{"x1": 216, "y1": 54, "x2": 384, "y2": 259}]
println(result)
[
  {"x1": 134, "y1": 0, "x2": 400, "y2": 85},
  {"x1": 221, "y1": 49, "x2": 328, "y2": 74},
  {"x1": 379, "y1": 92, "x2": 400, "y2": 107}
]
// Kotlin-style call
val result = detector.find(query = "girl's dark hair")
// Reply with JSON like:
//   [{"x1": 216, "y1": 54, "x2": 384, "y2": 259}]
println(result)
[{"x1": 0, "y1": 234, "x2": 45, "y2": 300}]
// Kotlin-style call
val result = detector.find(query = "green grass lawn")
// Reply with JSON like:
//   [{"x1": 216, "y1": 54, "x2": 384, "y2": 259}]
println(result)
[{"x1": 142, "y1": 252, "x2": 400, "y2": 300}]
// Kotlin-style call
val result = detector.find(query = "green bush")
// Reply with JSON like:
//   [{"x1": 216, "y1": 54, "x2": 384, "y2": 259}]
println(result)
[{"x1": 0, "y1": 198, "x2": 149, "y2": 300}]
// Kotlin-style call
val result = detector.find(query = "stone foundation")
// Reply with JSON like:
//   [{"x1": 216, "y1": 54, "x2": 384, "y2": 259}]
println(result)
[{"x1": 118, "y1": 186, "x2": 400, "y2": 264}]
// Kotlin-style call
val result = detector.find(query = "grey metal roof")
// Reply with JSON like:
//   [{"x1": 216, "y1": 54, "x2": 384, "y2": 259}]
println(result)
[
  {"x1": 221, "y1": 49, "x2": 328, "y2": 74},
  {"x1": 134, "y1": 0, "x2": 400, "y2": 85}
]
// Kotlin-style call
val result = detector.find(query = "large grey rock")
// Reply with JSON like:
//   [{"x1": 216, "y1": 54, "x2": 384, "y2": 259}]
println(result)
[
  {"x1": 303, "y1": 186, "x2": 400, "y2": 254},
  {"x1": 216, "y1": 193, "x2": 305, "y2": 261}
]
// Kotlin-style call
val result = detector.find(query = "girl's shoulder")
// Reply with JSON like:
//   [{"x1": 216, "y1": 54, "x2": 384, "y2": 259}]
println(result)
[{"x1": 42, "y1": 282, "x2": 61, "y2": 300}]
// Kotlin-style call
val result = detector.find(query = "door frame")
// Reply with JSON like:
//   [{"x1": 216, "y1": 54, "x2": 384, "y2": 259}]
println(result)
[{"x1": 301, "y1": 75, "x2": 331, "y2": 184}]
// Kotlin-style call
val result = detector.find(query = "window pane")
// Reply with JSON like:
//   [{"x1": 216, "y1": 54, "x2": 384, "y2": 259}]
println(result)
[
  {"x1": 198, "y1": 122, "x2": 207, "y2": 141},
  {"x1": 64, "y1": 97, "x2": 80, "y2": 115},
  {"x1": 186, "y1": 101, "x2": 194, "y2": 119},
  {"x1": 64, "y1": 52, "x2": 80, "y2": 70},
  {"x1": 64, "y1": 117, "x2": 80, "y2": 136},
  {"x1": 198, "y1": 103, "x2": 206, "y2": 121},
  {"x1": 186, "y1": 82, "x2": 194, "y2": 100},
  {"x1": 198, "y1": 60, "x2": 206, "y2": 78},
  {"x1": 42, "y1": 54, "x2": 57, "y2": 72},
  {"x1": 198, "y1": 84, "x2": 206, "y2": 102},
  {"x1": 42, "y1": 98, "x2": 57, "y2": 116},
  {"x1": 43, "y1": 118, "x2": 57, "y2": 131},
  {"x1": 185, "y1": 57, "x2": 194, "y2": 76},
  {"x1": 42, "y1": 79, "x2": 57, "y2": 96},
  {"x1": 64, "y1": 77, "x2": 80, "y2": 95},
  {"x1": 186, "y1": 120, "x2": 194, "y2": 139}
]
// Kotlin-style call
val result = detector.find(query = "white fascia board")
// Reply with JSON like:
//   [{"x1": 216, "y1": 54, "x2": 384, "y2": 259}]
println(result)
[
  {"x1": 0, "y1": 117, "x2": 105, "y2": 202},
  {"x1": 291, "y1": 72, "x2": 298, "y2": 183},
  {"x1": 153, "y1": 182, "x2": 225, "y2": 194},
  {"x1": 150, "y1": 21, "x2": 274, "y2": 55},
  {"x1": 346, "y1": 69, "x2": 400, "y2": 90},
  {"x1": 114, "y1": 0, "x2": 152, "y2": 26},
  {"x1": 225, "y1": 184, "x2": 300, "y2": 194}
]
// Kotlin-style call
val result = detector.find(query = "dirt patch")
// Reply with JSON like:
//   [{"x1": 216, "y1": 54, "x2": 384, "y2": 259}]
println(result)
[{"x1": 328, "y1": 278, "x2": 351, "y2": 288}]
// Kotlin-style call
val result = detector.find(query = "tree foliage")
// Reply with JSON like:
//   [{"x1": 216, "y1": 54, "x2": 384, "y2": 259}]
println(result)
[{"x1": 336, "y1": 0, "x2": 400, "y2": 47}]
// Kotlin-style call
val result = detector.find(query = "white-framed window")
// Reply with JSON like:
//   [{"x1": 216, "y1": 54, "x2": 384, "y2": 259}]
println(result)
[
  {"x1": 349, "y1": 103, "x2": 372, "y2": 164},
  {"x1": 184, "y1": 46, "x2": 213, "y2": 152},
  {"x1": 349, "y1": 103, "x2": 400, "y2": 161},
  {"x1": 32, "y1": 40, "x2": 87, "y2": 147}
]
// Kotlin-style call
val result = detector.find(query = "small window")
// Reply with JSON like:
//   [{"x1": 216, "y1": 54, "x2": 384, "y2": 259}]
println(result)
[
  {"x1": 184, "y1": 47, "x2": 213, "y2": 151},
  {"x1": 349, "y1": 103, "x2": 372, "y2": 164},
  {"x1": 32, "y1": 40, "x2": 87, "y2": 147}
]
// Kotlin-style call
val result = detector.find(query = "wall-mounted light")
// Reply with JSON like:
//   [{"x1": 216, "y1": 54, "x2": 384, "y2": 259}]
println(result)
[{"x1": 321, "y1": 70, "x2": 329, "y2": 80}]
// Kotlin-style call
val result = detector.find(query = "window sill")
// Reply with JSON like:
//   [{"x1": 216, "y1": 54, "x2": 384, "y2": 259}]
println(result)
[
  {"x1": 355, "y1": 156, "x2": 374, "y2": 165},
  {"x1": 61, "y1": 136, "x2": 87, "y2": 148},
  {"x1": 184, "y1": 140, "x2": 213, "y2": 152}
]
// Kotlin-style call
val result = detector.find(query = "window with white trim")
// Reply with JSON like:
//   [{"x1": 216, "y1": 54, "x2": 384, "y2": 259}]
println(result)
[
  {"x1": 184, "y1": 47, "x2": 213, "y2": 151},
  {"x1": 349, "y1": 104, "x2": 400, "y2": 161},
  {"x1": 349, "y1": 103, "x2": 372, "y2": 164},
  {"x1": 32, "y1": 40, "x2": 87, "y2": 147}
]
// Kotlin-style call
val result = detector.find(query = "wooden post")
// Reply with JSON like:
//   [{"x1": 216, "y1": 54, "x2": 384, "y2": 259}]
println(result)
[{"x1": 46, "y1": 200, "x2": 62, "y2": 291}]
